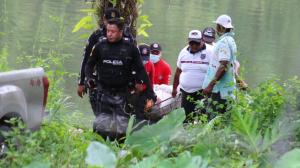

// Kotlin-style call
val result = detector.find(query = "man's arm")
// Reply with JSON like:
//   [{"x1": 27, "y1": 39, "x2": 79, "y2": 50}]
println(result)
[
  {"x1": 234, "y1": 60, "x2": 248, "y2": 90},
  {"x1": 172, "y1": 67, "x2": 182, "y2": 97},
  {"x1": 132, "y1": 45, "x2": 157, "y2": 103},
  {"x1": 78, "y1": 31, "x2": 99, "y2": 85},
  {"x1": 77, "y1": 31, "x2": 99, "y2": 97},
  {"x1": 203, "y1": 61, "x2": 228, "y2": 95},
  {"x1": 85, "y1": 44, "x2": 99, "y2": 83}
]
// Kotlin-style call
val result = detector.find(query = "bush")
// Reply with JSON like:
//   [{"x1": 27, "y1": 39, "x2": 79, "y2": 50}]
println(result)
[{"x1": 0, "y1": 119, "x2": 104, "y2": 167}]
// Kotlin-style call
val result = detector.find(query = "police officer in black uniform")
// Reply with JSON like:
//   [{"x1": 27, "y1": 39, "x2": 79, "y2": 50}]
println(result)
[
  {"x1": 85, "y1": 18, "x2": 156, "y2": 140},
  {"x1": 77, "y1": 8, "x2": 135, "y2": 115}
]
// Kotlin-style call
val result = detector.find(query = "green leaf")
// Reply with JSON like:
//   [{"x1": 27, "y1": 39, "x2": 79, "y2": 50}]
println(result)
[
  {"x1": 129, "y1": 154, "x2": 160, "y2": 168},
  {"x1": 137, "y1": 14, "x2": 152, "y2": 38},
  {"x1": 129, "y1": 152, "x2": 209, "y2": 168},
  {"x1": 79, "y1": 8, "x2": 96, "y2": 13},
  {"x1": 126, "y1": 115, "x2": 136, "y2": 138},
  {"x1": 125, "y1": 108, "x2": 185, "y2": 154},
  {"x1": 72, "y1": 15, "x2": 93, "y2": 33},
  {"x1": 24, "y1": 160, "x2": 51, "y2": 168},
  {"x1": 231, "y1": 110, "x2": 261, "y2": 153},
  {"x1": 109, "y1": 0, "x2": 117, "y2": 7},
  {"x1": 274, "y1": 148, "x2": 300, "y2": 168},
  {"x1": 137, "y1": 0, "x2": 144, "y2": 4},
  {"x1": 137, "y1": 29, "x2": 149, "y2": 37},
  {"x1": 160, "y1": 152, "x2": 209, "y2": 168},
  {"x1": 85, "y1": 141, "x2": 117, "y2": 168}
]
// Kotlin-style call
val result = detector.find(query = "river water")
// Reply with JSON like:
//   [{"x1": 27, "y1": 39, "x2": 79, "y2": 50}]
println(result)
[{"x1": 1, "y1": 0, "x2": 300, "y2": 113}]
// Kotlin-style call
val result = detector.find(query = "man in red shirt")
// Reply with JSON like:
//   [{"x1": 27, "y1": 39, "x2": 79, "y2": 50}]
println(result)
[
  {"x1": 138, "y1": 44, "x2": 154, "y2": 87},
  {"x1": 150, "y1": 43, "x2": 172, "y2": 85}
]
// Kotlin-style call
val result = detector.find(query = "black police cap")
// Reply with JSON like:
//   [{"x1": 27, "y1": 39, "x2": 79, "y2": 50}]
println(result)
[
  {"x1": 138, "y1": 44, "x2": 150, "y2": 61},
  {"x1": 150, "y1": 43, "x2": 162, "y2": 51},
  {"x1": 104, "y1": 8, "x2": 120, "y2": 20}
]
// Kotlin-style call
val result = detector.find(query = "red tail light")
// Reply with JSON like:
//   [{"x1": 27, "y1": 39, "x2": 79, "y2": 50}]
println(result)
[{"x1": 42, "y1": 76, "x2": 49, "y2": 111}]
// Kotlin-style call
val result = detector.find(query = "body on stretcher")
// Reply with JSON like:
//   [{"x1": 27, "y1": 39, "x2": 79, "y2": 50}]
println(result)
[{"x1": 146, "y1": 84, "x2": 181, "y2": 120}]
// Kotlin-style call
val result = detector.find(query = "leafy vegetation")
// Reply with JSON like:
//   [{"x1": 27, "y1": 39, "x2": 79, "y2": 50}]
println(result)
[
  {"x1": 1, "y1": 1, "x2": 300, "y2": 167},
  {"x1": 0, "y1": 118, "x2": 104, "y2": 167},
  {"x1": 2, "y1": 60, "x2": 300, "y2": 167},
  {"x1": 87, "y1": 77, "x2": 299, "y2": 168},
  {"x1": 0, "y1": 45, "x2": 10, "y2": 71},
  {"x1": 72, "y1": 0, "x2": 152, "y2": 38},
  {"x1": 84, "y1": 89, "x2": 300, "y2": 168}
]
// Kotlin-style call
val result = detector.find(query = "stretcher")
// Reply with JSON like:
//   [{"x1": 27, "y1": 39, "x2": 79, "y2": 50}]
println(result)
[{"x1": 146, "y1": 84, "x2": 181, "y2": 120}]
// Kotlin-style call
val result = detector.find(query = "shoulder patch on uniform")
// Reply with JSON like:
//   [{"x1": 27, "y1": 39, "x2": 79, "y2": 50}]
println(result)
[
  {"x1": 123, "y1": 37, "x2": 130, "y2": 42},
  {"x1": 99, "y1": 37, "x2": 107, "y2": 43},
  {"x1": 90, "y1": 46, "x2": 96, "y2": 56}
]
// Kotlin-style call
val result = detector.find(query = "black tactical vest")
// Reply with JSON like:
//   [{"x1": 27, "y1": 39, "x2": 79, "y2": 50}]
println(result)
[{"x1": 97, "y1": 38, "x2": 133, "y2": 88}]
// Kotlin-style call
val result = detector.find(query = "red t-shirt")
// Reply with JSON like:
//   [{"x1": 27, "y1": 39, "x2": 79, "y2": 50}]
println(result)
[
  {"x1": 153, "y1": 59, "x2": 172, "y2": 85},
  {"x1": 144, "y1": 61, "x2": 155, "y2": 87}
]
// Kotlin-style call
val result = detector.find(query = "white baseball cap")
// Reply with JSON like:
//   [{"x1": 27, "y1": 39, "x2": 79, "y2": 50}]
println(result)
[
  {"x1": 188, "y1": 30, "x2": 202, "y2": 42},
  {"x1": 214, "y1": 14, "x2": 234, "y2": 29}
]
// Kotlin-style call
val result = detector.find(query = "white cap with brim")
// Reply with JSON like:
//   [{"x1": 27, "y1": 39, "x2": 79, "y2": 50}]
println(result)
[
  {"x1": 188, "y1": 30, "x2": 202, "y2": 43},
  {"x1": 214, "y1": 14, "x2": 234, "y2": 29}
]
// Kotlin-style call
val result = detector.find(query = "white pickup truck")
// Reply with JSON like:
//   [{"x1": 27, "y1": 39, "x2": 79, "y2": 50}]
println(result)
[{"x1": 0, "y1": 68, "x2": 49, "y2": 144}]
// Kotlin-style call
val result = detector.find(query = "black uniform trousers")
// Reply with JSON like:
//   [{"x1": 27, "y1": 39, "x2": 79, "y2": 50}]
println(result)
[
  {"x1": 180, "y1": 89, "x2": 206, "y2": 123},
  {"x1": 93, "y1": 85, "x2": 129, "y2": 141}
]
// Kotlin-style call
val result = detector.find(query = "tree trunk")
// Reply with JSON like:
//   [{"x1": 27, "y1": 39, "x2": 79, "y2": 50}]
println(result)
[{"x1": 95, "y1": 0, "x2": 138, "y2": 38}]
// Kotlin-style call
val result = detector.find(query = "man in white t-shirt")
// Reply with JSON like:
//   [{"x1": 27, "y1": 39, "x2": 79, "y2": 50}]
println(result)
[{"x1": 172, "y1": 30, "x2": 213, "y2": 122}]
